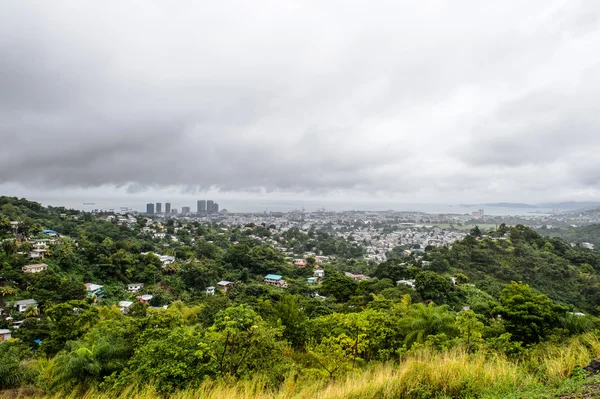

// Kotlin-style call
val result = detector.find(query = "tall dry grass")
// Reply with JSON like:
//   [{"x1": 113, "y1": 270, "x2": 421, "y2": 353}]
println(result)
[{"x1": 4, "y1": 333, "x2": 600, "y2": 399}]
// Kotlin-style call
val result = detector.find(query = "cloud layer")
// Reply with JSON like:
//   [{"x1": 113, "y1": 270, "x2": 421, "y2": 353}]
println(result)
[{"x1": 2, "y1": 0, "x2": 600, "y2": 202}]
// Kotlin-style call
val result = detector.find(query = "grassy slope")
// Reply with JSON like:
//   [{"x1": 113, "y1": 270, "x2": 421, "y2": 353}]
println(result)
[{"x1": 4, "y1": 334, "x2": 600, "y2": 399}]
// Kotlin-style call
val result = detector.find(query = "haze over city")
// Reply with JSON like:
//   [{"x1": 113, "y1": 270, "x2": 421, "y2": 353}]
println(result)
[{"x1": 3, "y1": 1, "x2": 600, "y2": 207}]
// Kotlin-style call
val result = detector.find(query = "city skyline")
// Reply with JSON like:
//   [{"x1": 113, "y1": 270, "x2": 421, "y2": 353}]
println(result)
[{"x1": 144, "y1": 200, "x2": 220, "y2": 214}]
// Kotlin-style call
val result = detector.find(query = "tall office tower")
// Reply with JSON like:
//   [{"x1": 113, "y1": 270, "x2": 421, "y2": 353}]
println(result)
[
  {"x1": 146, "y1": 203, "x2": 154, "y2": 214},
  {"x1": 155, "y1": 203, "x2": 162, "y2": 213},
  {"x1": 165, "y1": 203, "x2": 171, "y2": 214},
  {"x1": 172, "y1": 209, "x2": 178, "y2": 214},
  {"x1": 213, "y1": 203, "x2": 219, "y2": 213},
  {"x1": 197, "y1": 200, "x2": 207, "y2": 213},
  {"x1": 207, "y1": 200, "x2": 214, "y2": 213},
  {"x1": 182, "y1": 206, "x2": 191, "y2": 214}
]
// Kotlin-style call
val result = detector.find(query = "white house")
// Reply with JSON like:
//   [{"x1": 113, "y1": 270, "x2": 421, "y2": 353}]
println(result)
[
  {"x1": 118, "y1": 301, "x2": 134, "y2": 313},
  {"x1": 22, "y1": 263, "x2": 49, "y2": 273},
  {"x1": 205, "y1": 286, "x2": 216, "y2": 296},
  {"x1": 0, "y1": 329, "x2": 11, "y2": 341},
  {"x1": 15, "y1": 299, "x2": 38, "y2": 313},
  {"x1": 314, "y1": 269, "x2": 325, "y2": 279},
  {"x1": 127, "y1": 283, "x2": 144, "y2": 293}
]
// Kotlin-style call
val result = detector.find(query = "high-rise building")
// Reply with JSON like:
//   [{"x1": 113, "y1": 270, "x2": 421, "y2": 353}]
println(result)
[
  {"x1": 197, "y1": 200, "x2": 206, "y2": 213},
  {"x1": 165, "y1": 203, "x2": 171, "y2": 214},
  {"x1": 182, "y1": 206, "x2": 191, "y2": 214},
  {"x1": 172, "y1": 208, "x2": 178, "y2": 214},
  {"x1": 146, "y1": 203, "x2": 154, "y2": 214},
  {"x1": 207, "y1": 200, "x2": 214, "y2": 213},
  {"x1": 213, "y1": 203, "x2": 219, "y2": 213},
  {"x1": 156, "y1": 203, "x2": 162, "y2": 213}
]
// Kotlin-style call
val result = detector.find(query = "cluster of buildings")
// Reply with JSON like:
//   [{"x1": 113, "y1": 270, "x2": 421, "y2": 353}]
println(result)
[{"x1": 145, "y1": 200, "x2": 220, "y2": 216}]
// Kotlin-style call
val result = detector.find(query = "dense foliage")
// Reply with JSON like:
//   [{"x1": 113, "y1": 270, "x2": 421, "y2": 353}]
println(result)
[{"x1": 2, "y1": 197, "x2": 600, "y2": 398}]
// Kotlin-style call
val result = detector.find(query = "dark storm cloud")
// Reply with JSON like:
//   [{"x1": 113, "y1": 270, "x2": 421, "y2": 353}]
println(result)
[{"x1": 2, "y1": 0, "x2": 600, "y2": 201}]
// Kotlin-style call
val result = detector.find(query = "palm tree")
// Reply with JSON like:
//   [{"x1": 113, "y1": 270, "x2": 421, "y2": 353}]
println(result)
[
  {"x1": 0, "y1": 286, "x2": 15, "y2": 307},
  {"x1": 24, "y1": 304, "x2": 39, "y2": 318},
  {"x1": 398, "y1": 303, "x2": 458, "y2": 347}
]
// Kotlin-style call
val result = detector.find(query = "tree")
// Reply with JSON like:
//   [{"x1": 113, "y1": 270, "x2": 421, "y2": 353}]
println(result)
[
  {"x1": 125, "y1": 326, "x2": 213, "y2": 393},
  {"x1": 275, "y1": 295, "x2": 308, "y2": 349},
  {"x1": 492, "y1": 282, "x2": 568, "y2": 344},
  {"x1": 455, "y1": 309, "x2": 484, "y2": 353},
  {"x1": 24, "y1": 304, "x2": 39, "y2": 318},
  {"x1": 207, "y1": 305, "x2": 288, "y2": 381},
  {"x1": 320, "y1": 274, "x2": 357, "y2": 302},
  {"x1": 414, "y1": 271, "x2": 451, "y2": 304},
  {"x1": 398, "y1": 303, "x2": 457, "y2": 347}
]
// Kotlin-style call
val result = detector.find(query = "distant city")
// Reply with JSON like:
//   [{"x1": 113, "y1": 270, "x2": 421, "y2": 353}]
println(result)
[{"x1": 145, "y1": 200, "x2": 220, "y2": 215}]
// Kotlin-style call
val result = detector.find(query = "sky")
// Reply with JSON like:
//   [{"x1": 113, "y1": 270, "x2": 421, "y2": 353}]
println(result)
[{"x1": 2, "y1": 0, "x2": 600, "y2": 209}]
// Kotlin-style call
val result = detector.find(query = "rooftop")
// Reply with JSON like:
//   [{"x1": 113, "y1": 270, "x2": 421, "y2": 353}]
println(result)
[{"x1": 265, "y1": 274, "x2": 283, "y2": 280}]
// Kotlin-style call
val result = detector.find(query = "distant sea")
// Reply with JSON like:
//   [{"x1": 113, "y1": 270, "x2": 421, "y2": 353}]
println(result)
[{"x1": 32, "y1": 196, "x2": 556, "y2": 216}]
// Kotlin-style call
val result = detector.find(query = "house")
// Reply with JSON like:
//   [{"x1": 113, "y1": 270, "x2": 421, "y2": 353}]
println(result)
[
  {"x1": 42, "y1": 229, "x2": 59, "y2": 237},
  {"x1": 15, "y1": 299, "x2": 38, "y2": 313},
  {"x1": 136, "y1": 294, "x2": 153, "y2": 304},
  {"x1": 85, "y1": 283, "x2": 104, "y2": 297},
  {"x1": 396, "y1": 279, "x2": 416, "y2": 289},
  {"x1": 217, "y1": 280, "x2": 234, "y2": 293},
  {"x1": 294, "y1": 259, "x2": 306, "y2": 267},
  {"x1": 22, "y1": 263, "x2": 49, "y2": 273},
  {"x1": 205, "y1": 286, "x2": 215, "y2": 295},
  {"x1": 118, "y1": 301, "x2": 134, "y2": 313},
  {"x1": 307, "y1": 277, "x2": 316, "y2": 284},
  {"x1": 0, "y1": 329, "x2": 11, "y2": 341},
  {"x1": 344, "y1": 272, "x2": 369, "y2": 282},
  {"x1": 313, "y1": 269, "x2": 325, "y2": 279},
  {"x1": 28, "y1": 248, "x2": 47, "y2": 260},
  {"x1": 264, "y1": 274, "x2": 288, "y2": 288},
  {"x1": 127, "y1": 283, "x2": 144, "y2": 293},
  {"x1": 141, "y1": 252, "x2": 176, "y2": 267}
]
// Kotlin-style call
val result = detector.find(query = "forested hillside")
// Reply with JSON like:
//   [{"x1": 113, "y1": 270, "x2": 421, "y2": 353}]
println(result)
[
  {"x1": 2, "y1": 197, "x2": 600, "y2": 398},
  {"x1": 540, "y1": 224, "x2": 600, "y2": 250}
]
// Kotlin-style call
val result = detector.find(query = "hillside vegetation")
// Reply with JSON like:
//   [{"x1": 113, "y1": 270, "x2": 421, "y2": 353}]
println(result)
[{"x1": 2, "y1": 197, "x2": 600, "y2": 398}]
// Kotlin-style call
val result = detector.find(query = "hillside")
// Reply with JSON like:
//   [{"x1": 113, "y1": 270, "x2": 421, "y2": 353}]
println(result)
[
  {"x1": 541, "y1": 224, "x2": 600, "y2": 251},
  {"x1": 2, "y1": 197, "x2": 600, "y2": 398}
]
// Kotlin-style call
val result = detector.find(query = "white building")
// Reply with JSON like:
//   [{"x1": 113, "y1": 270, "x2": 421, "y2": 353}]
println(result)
[
  {"x1": 15, "y1": 299, "x2": 38, "y2": 313},
  {"x1": 22, "y1": 263, "x2": 49, "y2": 273}
]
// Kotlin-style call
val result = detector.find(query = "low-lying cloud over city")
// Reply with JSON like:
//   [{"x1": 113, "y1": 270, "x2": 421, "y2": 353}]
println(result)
[{"x1": 2, "y1": 0, "x2": 600, "y2": 203}]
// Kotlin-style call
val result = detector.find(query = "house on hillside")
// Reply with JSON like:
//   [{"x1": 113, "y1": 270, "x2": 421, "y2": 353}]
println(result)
[
  {"x1": 85, "y1": 283, "x2": 104, "y2": 297},
  {"x1": 264, "y1": 274, "x2": 288, "y2": 288},
  {"x1": 0, "y1": 329, "x2": 11, "y2": 341},
  {"x1": 205, "y1": 286, "x2": 215, "y2": 295},
  {"x1": 15, "y1": 299, "x2": 38, "y2": 313},
  {"x1": 136, "y1": 294, "x2": 153, "y2": 304},
  {"x1": 127, "y1": 283, "x2": 144, "y2": 293},
  {"x1": 217, "y1": 281, "x2": 234, "y2": 293},
  {"x1": 344, "y1": 272, "x2": 369, "y2": 282},
  {"x1": 22, "y1": 263, "x2": 48, "y2": 273},
  {"x1": 314, "y1": 269, "x2": 325, "y2": 279},
  {"x1": 118, "y1": 301, "x2": 134, "y2": 313},
  {"x1": 42, "y1": 229, "x2": 59, "y2": 237}
]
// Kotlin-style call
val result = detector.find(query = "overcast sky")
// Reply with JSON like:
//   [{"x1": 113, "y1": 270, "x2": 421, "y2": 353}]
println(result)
[{"x1": 2, "y1": 0, "x2": 600, "y2": 207}]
